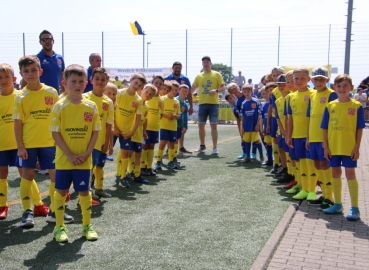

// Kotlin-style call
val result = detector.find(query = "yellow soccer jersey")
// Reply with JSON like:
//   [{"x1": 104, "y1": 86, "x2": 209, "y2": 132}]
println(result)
[
  {"x1": 193, "y1": 71, "x2": 224, "y2": 105},
  {"x1": 275, "y1": 96, "x2": 286, "y2": 136},
  {"x1": 160, "y1": 95, "x2": 180, "y2": 131},
  {"x1": 59, "y1": 93, "x2": 66, "y2": 99},
  {"x1": 321, "y1": 99, "x2": 365, "y2": 156},
  {"x1": 0, "y1": 90, "x2": 20, "y2": 151},
  {"x1": 308, "y1": 88, "x2": 337, "y2": 142},
  {"x1": 13, "y1": 84, "x2": 59, "y2": 148},
  {"x1": 132, "y1": 103, "x2": 149, "y2": 143},
  {"x1": 271, "y1": 87, "x2": 281, "y2": 118},
  {"x1": 115, "y1": 89, "x2": 143, "y2": 134},
  {"x1": 146, "y1": 95, "x2": 163, "y2": 132},
  {"x1": 287, "y1": 89, "x2": 315, "y2": 139},
  {"x1": 83, "y1": 92, "x2": 114, "y2": 150},
  {"x1": 50, "y1": 97, "x2": 101, "y2": 170}
]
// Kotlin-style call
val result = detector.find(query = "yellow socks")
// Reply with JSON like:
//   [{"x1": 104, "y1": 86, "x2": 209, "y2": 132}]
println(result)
[
  {"x1": 134, "y1": 164, "x2": 140, "y2": 178},
  {"x1": 127, "y1": 154, "x2": 135, "y2": 174},
  {"x1": 322, "y1": 168, "x2": 333, "y2": 201},
  {"x1": 80, "y1": 193, "x2": 92, "y2": 225},
  {"x1": 299, "y1": 159, "x2": 308, "y2": 191},
  {"x1": 147, "y1": 149, "x2": 154, "y2": 169},
  {"x1": 174, "y1": 143, "x2": 179, "y2": 158},
  {"x1": 295, "y1": 161, "x2": 301, "y2": 186},
  {"x1": 157, "y1": 149, "x2": 164, "y2": 162},
  {"x1": 140, "y1": 149, "x2": 148, "y2": 169},
  {"x1": 121, "y1": 158, "x2": 128, "y2": 179},
  {"x1": 286, "y1": 153, "x2": 293, "y2": 175},
  {"x1": 48, "y1": 182, "x2": 56, "y2": 212},
  {"x1": 116, "y1": 150, "x2": 122, "y2": 177},
  {"x1": 30, "y1": 179, "x2": 43, "y2": 206},
  {"x1": 307, "y1": 159, "x2": 317, "y2": 193},
  {"x1": 54, "y1": 191, "x2": 66, "y2": 227},
  {"x1": 272, "y1": 142, "x2": 279, "y2": 165},
  {"x1": 20, "y1": 178, "x2": 32, "y2": 211},
  {"x1": 168, "y1": 148, "x2": 174, "y2": 162},
  {"x1": 0, "y1": 179, "x2": 8, "y2": 207},
  {"x1": 348, "y1": 179, "x2": 359, "y2": 207},
  {"x1": 332, "y1": 178, "x2": 342, "y2": 204},
  {"x1": 94, "y1": 166, "x2": 104, "y2": 190}
]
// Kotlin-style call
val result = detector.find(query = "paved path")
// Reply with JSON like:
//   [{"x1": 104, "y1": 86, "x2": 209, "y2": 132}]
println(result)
[{"x1": 252, "y1": 129, "x2": 369, "y2": 270}]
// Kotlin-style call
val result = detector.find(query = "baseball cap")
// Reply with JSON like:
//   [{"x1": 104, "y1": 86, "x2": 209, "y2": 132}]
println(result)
[
  {"x1": 115, "y1": 76, "x2": 118, "y2": 79},
  {"x1": 272, "y1": 66, "x2": 285, "y2": 73},
  {"x1": 311, "y1": 67, "x2": 328, "y2": 79},
  {"x1": 276, "y1": 74, "x2": 287, "y2": 83},
  {"x1": 202, "y1": 56, "x2": 211, "y2": 61}
]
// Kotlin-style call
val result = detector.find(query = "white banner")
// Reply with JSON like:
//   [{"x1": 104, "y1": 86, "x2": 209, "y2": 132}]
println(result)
[{"x1": 105, "y1": 67, "x2": 172, "y2": 81}]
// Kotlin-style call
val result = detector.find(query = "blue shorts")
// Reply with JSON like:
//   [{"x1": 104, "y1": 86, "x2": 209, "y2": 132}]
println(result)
[
  {"x1": 0, "y1": 149, "x2": 18, "y2": 167},
  {"x1": 292, "y1": 138, "x2": 308, "y2": 160},
  {"x1": 198, "y1": 104, "x2": 219, "y2": 124},
  {"x1": 17, "y1": 147, "x2": 55, "y2": 169},
  {"x1": 289, "y1": 147, "x2": 297, "y2": 161},
  {"x1": 119, "y1": 137, "x2": 132, "y2": 150},
  {"x1": 160, "y1": 129, "x2": 177, "y2": 142},
  {"x1": 270, "y1": 117, "x2": 278, "y2": 138},
  {"x1": 176, "y1": 128, "x2": 182, "y2": 140},
  {"x1": 145, "y1": 130, "x2": 159, "y2": 145},
  {"x1": 92, "y1": 149, "x2": 106, "y2": 167},
  {"x1": 132, "y1": 142, "x2": 142, "y2": 153},
  {"x1": 309, "y1": 142, "x2": 325, "y2": 161},
  {"x1": 278, "y1": 135, "x2": 289, "y2": 152},
  {"x1": 113, "y1": 136, "x2": 119, "y2": 146},
  {"x1": 55, "y1": 169, "x2": 90, "y2": 192},
  {"x1": 328, "y1": 155, "x2": 357, "y2": 168}
]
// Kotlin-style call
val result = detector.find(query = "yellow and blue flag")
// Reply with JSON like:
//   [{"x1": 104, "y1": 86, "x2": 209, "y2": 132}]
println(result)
[{"x1": 130, "y1": 21, "x2": 145, "y2": 35}]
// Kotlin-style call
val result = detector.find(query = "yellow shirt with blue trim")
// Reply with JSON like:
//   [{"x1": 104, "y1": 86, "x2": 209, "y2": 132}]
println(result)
[
  {"x1": 132, "y1": 103, "x2": 149, "y2": 143},
  {"x1": 160, "y1": 95, "x2": 180, "y2": 131},
  {"x1": 146, "y1": 95, "x2": 162, "y2": 132}
]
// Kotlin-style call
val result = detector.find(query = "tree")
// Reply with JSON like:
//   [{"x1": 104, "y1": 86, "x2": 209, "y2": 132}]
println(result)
[{"x1": 201, "y1": 63, "x2": 234, "y2": 84}]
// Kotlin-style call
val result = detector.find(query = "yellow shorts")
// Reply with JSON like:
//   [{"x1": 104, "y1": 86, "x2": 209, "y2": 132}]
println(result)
[
  {"x1": 264, "y1": 135, "x2": 272, "y2": 144},
  {"x1": 243, "y1": 131, "x2": 259, "y2": 143}
]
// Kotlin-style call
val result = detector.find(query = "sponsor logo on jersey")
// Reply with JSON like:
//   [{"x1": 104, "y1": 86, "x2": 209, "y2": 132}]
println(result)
[
  {"x1": 84, "y1": 112, "x2": 93, "y2": 122},
  {"x1": 102, "y1": 102, "x2": 108, "y2": 111},
  {"x1": 320, "y1": 97, "x2": 326, "y2": 104},
  {"x1": 348, "y1": 108, "x2": 356, "y2": 116},
  {"x1": 44, "y1": 96, "x2": 54, "y2": 105}
]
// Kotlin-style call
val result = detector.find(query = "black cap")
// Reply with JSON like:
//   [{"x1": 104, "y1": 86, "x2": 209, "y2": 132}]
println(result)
[
  {"x1": 202, "y1": 56, "x2": 211, "y2": 61},
  {"x1": 276, "y1": 74, "x2": 287, "y2": 83}
]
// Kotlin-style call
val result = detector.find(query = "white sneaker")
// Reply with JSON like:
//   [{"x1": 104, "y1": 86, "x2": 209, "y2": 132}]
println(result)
[
  {"x1": 194, "y1": 145, "x2": 206, "y2": 153},
  {"x1": 212, "y1": 147, "x2": 219, "y2": 155},
  {"x1": 38, "y1": 169, "x2": 49, "y2": 175}
]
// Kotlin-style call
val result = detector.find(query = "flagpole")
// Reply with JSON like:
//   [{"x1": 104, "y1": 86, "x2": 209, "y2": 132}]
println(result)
[{"x1": 143, "y1": 34, "x2": 145, "y2": 68}]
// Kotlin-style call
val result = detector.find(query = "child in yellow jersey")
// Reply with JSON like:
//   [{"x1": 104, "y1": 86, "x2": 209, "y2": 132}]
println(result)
[
  {"x1": 0, "y1": 64, "x2": 22, "y2": 219},
  {"x1": 154, "y1": 81, "x2": 181, "y2": 170},
  {"x1": 274, "y1": 75, "x2": 294, "y2": 184},
  {"x1": 128, "y1": 84, "x2": 157, "y2": 184},
  {"x1": 83, "y1": 68, "x2": 114, "y2": 198},
  {"x1": 104, "y1": 83, "x2": 117, "y2": 162},
  {"x1": 141, "y1": 76, "x2": 164, "y2": 176},
  {"x1": 306, "y1": 67, "x2": 338, "y2": 210},
  {"x1": 13, "y1": 56, "x2": 64, "y2": 228},
  {"x1": 114, "y1": 73, "x2": 145, "y2": 188},
  {"x1": 50, "y1": 64, "x2": 101, "y2": 243},
  {"x1": 321, "y1": 74, "x2": 365, "y2": 221},
  {"x1": 286, "y1": 67, "x2": 316, "y2": 201}
]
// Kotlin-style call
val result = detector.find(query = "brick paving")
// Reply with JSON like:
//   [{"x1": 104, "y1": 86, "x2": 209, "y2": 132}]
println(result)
[{"x1": 253, "y1": 129, "x2": 369, "y2": 270}]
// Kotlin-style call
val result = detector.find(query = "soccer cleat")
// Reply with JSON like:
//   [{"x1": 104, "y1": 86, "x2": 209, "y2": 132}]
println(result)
[
  {"x1": 250, "y1": 153, "x2": 256, "y2": 160},
  {"x1": 167, "y1": 161, "x2": 178, "y2": 169},
  {"x1": 119, "y1": 177, "x2": 131, "y2": 188},
  {"x1": 0, "y1": 206, "x2": 9, "y2": 220},
  {"x1": 318, "y1": 198, "x2": 334, "y2": 211},
  {"x1": 270, "y1": 164, "x2": 280, "y2": 174},
  {"x1": 259, "y1": 157, "x2": 265, "y2": 162},
  {"x1": 134, "y1": 175, "x2": 150, "y2": 184},
  {"x1": 179, "y1": 147, "x2": 192, "y2": 154},
  {"x1": 38, "y1": 169, "x2": 49, "y2": 175},
  {"x1": 323, "y1": 203, "x2": 343, "y2": 214},
  {"x1": 212, "y1": 147, "x2": 219, "y2": 155},
  {"x1": 274, "y1": 168, "x2": 287, "y2": 178},
  {"x1": 154, "y1": 161, "x2": 163, "y2": 171},
  {"x1": 20, "y1": 209, "x2": 34, "y2": 228},
  {"x1": 106, "y1": 155, "x2": 114, "y2": 161},
  {"x1": 46, "y1": 211, "x2": 74, "y2": 224},
  {"x1": 173, "y1": 157, "x2": 181, "y2": 165},
  {"x1": 82, "y1": 224, "x2": 98, "y2": 241},
  {"x1": 91, "y1": 191, "x2": 100, "y2": 200},
  {"x1": 194, "y1": 145, "x2": 206, "y2": 153},
  {"x1": 242, "y1": 157, "x2": 251, "y2": 163},
  {"x1": 141, "y1": 169, "x2": 150, "y2": 176},
  {"x1": 261, "y1": 160, "x2": 273, "y2": 166},
  {"x1": 306, "y1": 192, "x2": 317, "y2": 201},
  {"x1": 276, "y1": 174, "x2": 294, "y2": 183},
  {"x1": 34, "y1": 203, "x2": 49, "y2": 216},
  {"x1": 78, "y1": 198, "x2": 100, "y2": 206},
  {"x1": 54, "y1": 226, "x2": 69, "y2": 243},
  {"x1": 95, "y1": 189, "x2": 112, "y2": 198},
  {"x1": 286, "y1": 184, "x2": 300, "y2": 194},
  {"x1": 148, "y1": 168, "x2": 156, "y2": 176},
  {"x1": 237, "y1": 153, "x2": 245, "y2": 159},
  {"x1": 292, "y1": 190, "x2": 308, "y2": 200},
  {"x1": 346, "y1": 207, "x2": 360, "y2": 221},
  {"x1": 283, "y1": 180, "x2": 297, "y2": 189},
  {"x1": 308, "y1": 196, "x2": 324, "y2": 206},
  {"x1": 115, "y1": 175, "x2": 121, "y2": 184}
]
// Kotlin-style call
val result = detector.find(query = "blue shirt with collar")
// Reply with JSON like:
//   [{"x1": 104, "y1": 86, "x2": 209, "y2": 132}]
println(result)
[
  {"x1": 37, "y1": 50, "x2": 65, "y2": 93},
  {"x1": 164, "y1": 73, "x2": 192, "y2": 89},
  {"x1": 84, "y1": 66, "x2": 93, "y2": 93}
]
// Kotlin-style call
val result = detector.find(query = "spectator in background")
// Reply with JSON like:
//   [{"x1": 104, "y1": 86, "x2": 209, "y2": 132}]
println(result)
[
  {"x1": 247, "y1": 78, "x2": 253, "y2": 88},
  {"x1": 235, "y1": 71, "x2": 245, "y2": 89},
  {"x1": 113, "y1": 76, "x2": 122, "y2": 89},
  {"x1": 358, "y1": 76, "x2": 369, "y2": 91},
  {"x1": 122, "y1": 79, "x2": 129, "y2": 89},
  {"x1": 354, "y1": 88, "x2": 367, "y2": 120},
  {"x1": 85, "y1": 53, "x2": 102, "y2": 92},
  {"x1": 253, "y1": 84, "x2": 261, "y2": 99},
  {"x1": 258, "y1": 75, "x2": 268, "y2": 89}
]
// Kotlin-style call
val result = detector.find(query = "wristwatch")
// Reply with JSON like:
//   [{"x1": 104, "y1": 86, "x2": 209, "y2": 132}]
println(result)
[{"x1": 215, "y1": 89, "x2": 219, "y2": 93}]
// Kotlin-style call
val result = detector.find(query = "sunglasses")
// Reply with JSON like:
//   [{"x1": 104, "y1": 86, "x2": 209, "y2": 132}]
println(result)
[{"x1": 40, "y1": 38, "x2": 53, "y2": 42}]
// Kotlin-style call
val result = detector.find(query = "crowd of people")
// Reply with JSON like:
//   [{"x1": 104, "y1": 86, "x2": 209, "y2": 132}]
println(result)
[{"x1": 0, "y1": 30, "x2": 366, "y2": 245}]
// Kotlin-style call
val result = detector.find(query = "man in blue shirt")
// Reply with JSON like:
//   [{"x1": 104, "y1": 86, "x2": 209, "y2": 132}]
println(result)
[
  {"x1": 36, "y1": 30, "x2": 65, "y2": 94},
  {"x1": 84, "y1": 53, "x2": 102, "y2": 93}
]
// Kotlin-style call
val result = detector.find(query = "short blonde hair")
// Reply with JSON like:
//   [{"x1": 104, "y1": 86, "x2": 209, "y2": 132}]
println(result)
[
  {"x1": 334, "y1": 74, "x2": 353, "y2": 86},
  {"x1": 143, "y1": 83, "x2": 158, "y2": 95},
  {"x1": 285, "y1": 70, "x2": 294, "y2": 78},
  {"x1": 104, "y1": 82, "x2": 118, "y2": 91},
  {"x1": 171, "y1": 80, "x2": 180, "y2": 88},
  {"x1": 227, "y1": 83, "x2": 239, "y2": 94},
  {"x1": 293, "y1": 66, "x2": 309, "y2": 76},
  {"x1": 0, "y1": 63, "x2": 14, "y2": 77},
  {"x1": 242, "y1": 84, "x2": 253, "y2": 91},
  {"x1": 179, "y1": 84, "x2": 189, "y2": 91}
]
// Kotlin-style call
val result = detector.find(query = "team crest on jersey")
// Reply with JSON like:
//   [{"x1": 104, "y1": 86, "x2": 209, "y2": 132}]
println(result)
[
  {"x1": 348, "y1": 108, "x2": 356, "y2": 116},
  {"x1": 57, "y1": 59, "x2": 62, "y2": 65},
  {"x1": 84, "y1": 112, "x2": 93, "y2": 122},
  {"x1": 304, "y1": 96, "x2": 310, "y2": 102},
  {"x1": 132, "y1": 102, "x2": 138, "y2": 109},
  {"x1": 102, "y1": 102, "x2": 108, "y2": 111},
  {"x1": 44, "y1": 96, "x2": 54, "y2": 105},
  {"x1": 158, "y1": 101, "x2": 162, "y2": 108},
  {"x1": 251, "y1": 103, "x2": 257, "y2": 109},
  {"x1": 173, "y1": 104, "x2": 178, "y2": 109},
  {"x1": 320, "y1": 97, "x2": 327, "y2": 104}
]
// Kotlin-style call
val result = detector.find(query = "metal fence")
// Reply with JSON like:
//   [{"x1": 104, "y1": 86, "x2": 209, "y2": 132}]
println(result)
[{"x1": 1, "y1": 22, "x2": 368, "y2": 85}]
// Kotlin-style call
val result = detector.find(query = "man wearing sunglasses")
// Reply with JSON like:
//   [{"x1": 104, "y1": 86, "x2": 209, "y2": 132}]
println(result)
[{"x1": 36, "y1": 30, "x2": 65, "y2": 94}]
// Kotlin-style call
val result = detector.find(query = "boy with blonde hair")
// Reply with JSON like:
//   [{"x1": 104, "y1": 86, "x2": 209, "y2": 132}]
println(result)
[{"x1": 260, "y1": 84, "x2": 274, "y2": 166}]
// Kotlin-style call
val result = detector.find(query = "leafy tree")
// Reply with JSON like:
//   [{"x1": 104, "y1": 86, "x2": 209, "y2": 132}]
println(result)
[{"x1": 201, "y1": 63, "x2": 234, "y2": 84}]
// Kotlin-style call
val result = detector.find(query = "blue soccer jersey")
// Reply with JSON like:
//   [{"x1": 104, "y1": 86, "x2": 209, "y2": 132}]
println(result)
[{"x1": 240, "y1": 98, "x2": 260, "y2": 132}]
